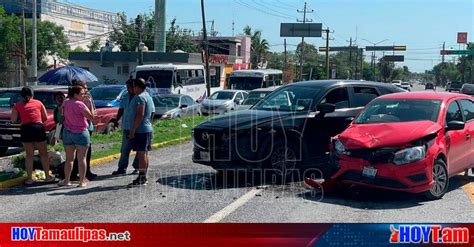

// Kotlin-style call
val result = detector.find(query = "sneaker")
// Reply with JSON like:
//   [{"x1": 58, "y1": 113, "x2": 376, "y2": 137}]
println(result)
[
  {"x1": 131, "y1": 169, "x2": 139, "y2": 175},
  {"x1": 130, "y1": 176, "x2": 148, "y2": 186},
  {"x1": 112, "y1": 170, "x2": 126, "y2": 176}
]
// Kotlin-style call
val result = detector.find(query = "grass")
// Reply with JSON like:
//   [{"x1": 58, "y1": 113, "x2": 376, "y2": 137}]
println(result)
[{"x1": 54, "y1": 116, "x2": 210, "y2": 160}]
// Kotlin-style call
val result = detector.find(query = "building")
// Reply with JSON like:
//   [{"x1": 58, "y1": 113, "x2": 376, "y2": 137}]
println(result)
[{"x1": 0, "y1": 0, "x2": 119, "y2": 50}]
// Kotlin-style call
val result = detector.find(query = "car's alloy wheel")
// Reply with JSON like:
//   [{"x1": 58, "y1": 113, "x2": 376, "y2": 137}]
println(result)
[
  {"x1": 270, "y1": 145, "x2": 297, "y2": 177},
  {"x1": 424, "y1": 159, "x2": 449, "y2": 200}
]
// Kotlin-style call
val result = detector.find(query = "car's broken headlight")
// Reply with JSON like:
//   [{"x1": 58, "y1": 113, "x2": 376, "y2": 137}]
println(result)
[{"x1": 393, "y1": 146, "x2": 426, "y2": 165}]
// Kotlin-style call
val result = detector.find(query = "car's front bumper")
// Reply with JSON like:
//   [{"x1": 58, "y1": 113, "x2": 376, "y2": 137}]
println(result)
[{"x1": 330, "y1": 153, "x2": 434, "y2": 194}]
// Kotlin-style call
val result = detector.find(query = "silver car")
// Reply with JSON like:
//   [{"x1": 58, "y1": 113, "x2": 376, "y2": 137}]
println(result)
[
  {"x1": 153, "y1": 94, "x2": 201, "y2": 119},
  {"x1": 461, "y1": 83, "x2": 474, "y2": 96},
  {"x1": 200, "y1": 90, "x2": 248, "y2": 115},
  {"x1": 237, "y1": 86, "x2": 280, "y2": 110}
]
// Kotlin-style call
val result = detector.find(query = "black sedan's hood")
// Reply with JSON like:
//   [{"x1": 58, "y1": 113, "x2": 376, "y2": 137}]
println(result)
[{"x1": 196, "y1": 110, "x2": 294, "y2": 130}]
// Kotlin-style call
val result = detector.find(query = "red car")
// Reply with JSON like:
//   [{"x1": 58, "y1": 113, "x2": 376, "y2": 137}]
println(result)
[
  {"x1": 330, "y1": 92, "x2": 474, "y2": 200},
  {"x1": 0, "y1": 87, "x2": 118, "y2": 156}
]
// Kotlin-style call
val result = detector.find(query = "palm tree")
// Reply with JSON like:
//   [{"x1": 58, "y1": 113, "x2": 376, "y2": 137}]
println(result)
[{"x1": 242, "y1": 26, "x2": 270, "y2": 68}]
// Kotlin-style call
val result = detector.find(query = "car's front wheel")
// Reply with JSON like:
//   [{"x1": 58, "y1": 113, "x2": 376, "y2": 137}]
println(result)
[
  {"x1": 264, "y1": 141, "x2": 300, "y2": 183},
  {"x1": 423, "y1": 159, "x2": 449, "y2": 200}
]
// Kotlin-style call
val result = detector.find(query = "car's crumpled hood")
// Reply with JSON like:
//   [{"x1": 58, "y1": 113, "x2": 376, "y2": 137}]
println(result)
[{"x1": 338, "y1": 120, "x2": 443, "y2": 149}]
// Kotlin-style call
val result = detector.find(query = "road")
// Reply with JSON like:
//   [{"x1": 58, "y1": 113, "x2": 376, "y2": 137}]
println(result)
[{"x1": 1, "y1": 141, "x2": 473, "y2": 223}]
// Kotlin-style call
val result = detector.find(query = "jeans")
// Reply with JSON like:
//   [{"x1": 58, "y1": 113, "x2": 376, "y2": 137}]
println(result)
[{"x1": 118, "y1": 130, "x2": 139, "y2": 171}]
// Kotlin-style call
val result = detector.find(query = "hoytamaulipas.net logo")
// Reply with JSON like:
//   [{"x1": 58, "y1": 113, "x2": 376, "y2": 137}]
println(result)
[
  {"x1": 11, "y1": 226, "x2": 131, "y2": 242},
  {"x1": 390, "y1": 224, "x2": 469, "y2": 244}
]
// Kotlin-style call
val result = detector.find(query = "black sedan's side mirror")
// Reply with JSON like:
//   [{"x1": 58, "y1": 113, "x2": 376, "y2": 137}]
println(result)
[
  {"x1": 446, "y1": 121, "x2": 465, "y2": 131},
  {"x1": 317, "y1": 103, "x2": 336, "y2": 114}
]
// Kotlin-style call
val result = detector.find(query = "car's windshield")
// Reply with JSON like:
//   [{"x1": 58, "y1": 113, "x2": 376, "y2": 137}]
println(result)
[
  {"x1": 0, "y1": 91, "x2": 58, "y2": 110},
  {"x1": 90, "y1": 87, "x2": 123, "y2": 101},
  {"x1": 355, "y1": 99, "x2": 442, "y2": 124},
  {"x1": 242, "y1": 91, "x2": 271, "y2": 105},
  {"x1": 153, "y1": 95, "x2": 180, "y2": 108},
  {"x1": 253, "y1": 86, "x2": 322, "y2": 112},
  {"x1": 228, "y1": 76, "x2": 263, "y2": 90},
  {"x1": 209, "y1": 91, "x2": 235, "y2": 100}
]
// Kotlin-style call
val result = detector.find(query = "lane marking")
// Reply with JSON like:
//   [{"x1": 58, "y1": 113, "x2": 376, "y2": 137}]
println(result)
[
  {"x1": 462, "y1": 180, "x2": 474, "y2": 207},
  {"x1": 204, "y1": 187, "x2": 266, "y2": 223}
]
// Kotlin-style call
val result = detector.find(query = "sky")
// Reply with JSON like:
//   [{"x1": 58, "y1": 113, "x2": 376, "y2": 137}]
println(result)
[{"x1": 61, "y1": 0, "x2": 473, "y2": 72}]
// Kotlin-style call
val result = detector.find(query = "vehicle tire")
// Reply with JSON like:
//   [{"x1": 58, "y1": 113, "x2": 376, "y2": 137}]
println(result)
[
  {"x1": 104, "y1": 122, "x2": 115, "y2": 135},
  {"x1": 423, "y1": 159, "x2": 449, "y2": 200},
  {"x1": 263, "y1": 140, "x2": 300, "y2": 184},
  {"x1": 0, "y1": 147, "x2": 8, "y2": 156}
]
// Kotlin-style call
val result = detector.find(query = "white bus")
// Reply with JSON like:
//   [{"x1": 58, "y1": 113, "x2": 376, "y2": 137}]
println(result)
[
  {"x1": 228, "y1": 69, "x2": 283, "y2": 91},
  {"x1": 134, "y1": 64, "x2": 208, "y2": 100}
]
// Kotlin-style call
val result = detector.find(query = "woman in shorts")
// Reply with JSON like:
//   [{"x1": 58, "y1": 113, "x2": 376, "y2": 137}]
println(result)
[
  {"x1": 59, "y1": 86, "x2": 95, "y2": 187},
  {"x1": 11, "y1": 87, "x2": 54, "y2": 185}
]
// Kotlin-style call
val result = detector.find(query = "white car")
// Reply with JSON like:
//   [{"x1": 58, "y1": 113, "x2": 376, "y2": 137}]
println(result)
[
  {"x1": 200, "y1": 90, "x2": 248, "y2": 115},
  {"x1": 237, "y1": 86, "x2": 280, "y2": 110}
]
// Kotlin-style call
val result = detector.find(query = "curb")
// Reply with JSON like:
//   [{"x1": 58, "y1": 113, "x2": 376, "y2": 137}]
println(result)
[{"x1": 0, "y1": 136, "x2": 192, "y2": 189}]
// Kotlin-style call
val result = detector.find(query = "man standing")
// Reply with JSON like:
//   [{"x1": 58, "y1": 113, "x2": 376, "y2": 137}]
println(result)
[
  {"x1": 112, "y1": 79, "x2": 140, "y2": 175},
  {"x1": 128, "y1": 78, "x2": 155, "y2": 185}
]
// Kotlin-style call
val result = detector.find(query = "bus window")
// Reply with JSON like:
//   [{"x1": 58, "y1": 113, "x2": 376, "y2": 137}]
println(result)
[{"x1": 136, "y1": 70, "x2": 173, "y2": 88}]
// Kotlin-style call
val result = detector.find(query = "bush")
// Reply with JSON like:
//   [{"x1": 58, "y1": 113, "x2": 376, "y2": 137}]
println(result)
[{"x1": 12, "y1": 154, "x2": 26, "y2": 170}]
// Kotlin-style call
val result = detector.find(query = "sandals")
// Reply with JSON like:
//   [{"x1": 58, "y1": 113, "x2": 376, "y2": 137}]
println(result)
[
  {"x1": 44, "y1": 176, "x2": 57, "y2": 183},
  {"x1": 77, "y1": 182, "x2": 88, "y2": 188},
  {"x1": 24, "y1": 179, "x2": 34, "y2": 186},
  {"x1": 57, "y1": 180, "x2": 73, "y2": 187}
]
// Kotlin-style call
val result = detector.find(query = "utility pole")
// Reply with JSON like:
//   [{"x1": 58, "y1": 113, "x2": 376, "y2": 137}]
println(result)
[
  {"x1": 136, "y1": 15, "x2": 144, "y2": 65},
  {"x1": 284, "y1": 38, "x2": 287, "y2": 68},
  {"x1": 21, "y1": 0, "x2": 27, "y2": 85},
  {"x1": 442, "y1": 42, "x2": 445, "y2": 63},
  {"x1": 348, "y1": 38, "x2": 353, "y2": 79},
  {"x1": 297, "y1": 2, "x2": 313, "y2": 81},
  {"x1": 201, "y1": 0, "x2": 211, "y2": 97},
  {"x1": 32, "y1": 0, "x2": 38, "y2": 85},
  {"x1": 325, "y1": 28, "x2": 330, "y2": 79},
  {"x1": 232, "y1": 20, "x2": 235, "y2": 36},
  {"x1": 360, "y1": 48, "x2": 364, "y2": 80}
]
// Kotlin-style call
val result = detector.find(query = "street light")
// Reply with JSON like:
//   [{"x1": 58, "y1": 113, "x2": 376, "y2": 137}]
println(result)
[{"x1": 362, "y1": 39, "x2": 389, "y2": 81}]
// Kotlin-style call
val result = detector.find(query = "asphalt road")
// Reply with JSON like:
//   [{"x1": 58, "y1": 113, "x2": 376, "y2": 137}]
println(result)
[{"x1": 0, "y1": 141, "x2": 473, "y2": 223}]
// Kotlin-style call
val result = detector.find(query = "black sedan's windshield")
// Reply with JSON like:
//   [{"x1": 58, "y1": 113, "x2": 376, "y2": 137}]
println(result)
[
  {"x1": 253, "y1": 86, "x2": 321, "y2": 112},
  {"x1": 355, "y1": 99, "x2": 442, "y2": 124}
]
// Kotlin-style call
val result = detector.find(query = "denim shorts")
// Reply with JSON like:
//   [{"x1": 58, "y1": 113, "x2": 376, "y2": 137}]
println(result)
[
  {"x1": 62, "y1": 128, "x2": 90, "y2": 147},
  {"x1": 130, "y1": 131, "x2": 152, "y2": 152}
]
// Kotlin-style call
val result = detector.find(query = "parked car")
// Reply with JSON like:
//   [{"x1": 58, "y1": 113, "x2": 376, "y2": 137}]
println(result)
[
  {"x1": 90, "y1": 84, "x2": 126, "y2": 108},
  {"x1": 200, "y1": 90, "x2": 248, "y2": 115},
  {"x1": 391, "y1": 80, "x2": 402, "y2": 88},
  {"x1": 400, "y1": 82, "x2": 412, "y2": 91},
  {"x1": 0, "y1": 87, "x2": 118, "y2": 155},
  {"x1": 329, "y1": 92, "x2": 474, "y2": 200},
  {"x1": 460, "y1": 83, "x2": 474, "y2": 96},
  {"x1": 192, "y1": 80, "x2": 405, "y2": 178},
  {"x1": 447, "y1": 81, "x2": 463, "y2": 92},
  {"x1": 153, "y1": 94, "x2": 201, "y2": 119},
  {"x1": 237, "y1": 87, "x2": 280, "y2": 110}
]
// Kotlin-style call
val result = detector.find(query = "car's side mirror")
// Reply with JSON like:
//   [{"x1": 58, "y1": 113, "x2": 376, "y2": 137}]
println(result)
[
  {"x1": 446, "y1": 121, "x2": 465, "y2": 131},
  {"x1": 316, "y1": 103, "x2": 336, "y2": 114},
  {"x1": 180, "y1": 104, "x2": 188, "y2": 109}
]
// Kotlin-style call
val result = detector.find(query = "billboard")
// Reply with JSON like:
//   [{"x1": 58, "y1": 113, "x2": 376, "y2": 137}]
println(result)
[
  {"x1": 457, "y1": 32, "x2": 468, "y2": 44},
  {"x1": 280, "y1": 23, "x2": 323, "y2": 37}
]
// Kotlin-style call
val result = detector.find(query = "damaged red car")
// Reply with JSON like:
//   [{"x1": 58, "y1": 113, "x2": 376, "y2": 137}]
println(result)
[{"x1": 330, "y1": 92, "x2": 474, "y2": 200}]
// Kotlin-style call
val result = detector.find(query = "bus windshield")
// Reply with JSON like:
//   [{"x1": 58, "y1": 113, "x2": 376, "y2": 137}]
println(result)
[
  {"x1": 136, "y1": 70, "x2": 174, "y2": 88},
  {"x1": 228, "y1": 76, "x2": 263, "y2": 90}
]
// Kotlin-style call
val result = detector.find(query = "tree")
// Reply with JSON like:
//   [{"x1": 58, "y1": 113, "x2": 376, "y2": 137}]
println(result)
[
  {"x1": 378, "y1": 59, "x2": 395, "y2": 82},
  {"x1": 0, "y1": 7, "x2": 69, "y2": 71},
  {"x1": 73, "y1": 47, "x2": 86, "y2": 52},
  {"x1": 87, "y1": 38, "x2": 101, "y2": 52},
  {"x1": 166, "y1": 18, "x2": 199, "y2": 53},
  {"x1": 109, "y1": 13, "x2": 137, "y2": 51},
  {"x1": 242, "y1": 26, "x2": 270, "y2": 68}
]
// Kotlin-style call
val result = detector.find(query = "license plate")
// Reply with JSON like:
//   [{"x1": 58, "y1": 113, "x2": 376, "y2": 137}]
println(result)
[
  {"x1": 1, "y1": 135, "x2": 13, "y2": 140},
  {"x1": 200, "y1": 151, "x2": 210, "y2": 161},
  {"x1": 362, "y1": 166, "x2": 377, "y2": 178}
]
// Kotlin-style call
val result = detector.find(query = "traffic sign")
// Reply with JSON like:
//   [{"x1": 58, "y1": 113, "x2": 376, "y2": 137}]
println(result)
[
  {"x1": 280, "y1": 23, "x2": 322, "y2": 37},
  {"x1": 319, "y1": 46, "x2": 358, "y2": 52},
  {"x1": 440, "y1": 50, "x2": 474, "y2": 55},
  {"x1": 382, "y1": 55, "x2": 404, "y2": 62},
  {"x1": 457, "y1": 32, "x2": 468, "y2": 44},
  {"x1": 365, "y1": 46, "x2": 406, "y2": 51}
]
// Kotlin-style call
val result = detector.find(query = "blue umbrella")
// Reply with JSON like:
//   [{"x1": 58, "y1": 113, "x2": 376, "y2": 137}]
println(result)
[{"x1": 38, "y1": 66, "x2": 98, "y2": 85}]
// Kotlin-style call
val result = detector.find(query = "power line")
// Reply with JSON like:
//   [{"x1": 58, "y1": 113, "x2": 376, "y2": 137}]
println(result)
[
  {"x1": 233, "y1": 0, "x2": 294, "y2": 20},
  {"x1": 250, "y1": 0, "x2": 297, "y2": 18}
]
